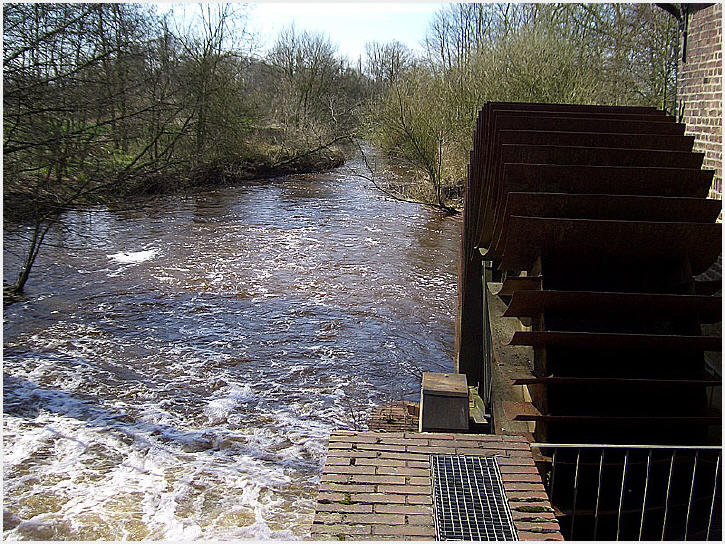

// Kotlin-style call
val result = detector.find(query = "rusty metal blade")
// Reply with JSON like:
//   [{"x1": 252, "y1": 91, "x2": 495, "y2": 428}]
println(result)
[
  {"x1": 486, "y1": 102, "x2": 664, "y2": 114},
  {"x1": 493, "y1": 115, "x2": 686, "y2": 135},
  {"x1": 500, "y1": 144, "x2": 704, "y2": 169},
  {"x1": 501, "y1": 163, "x2": 714, "y2": 198},
  {"x1": 492, "y1": 276, "x2": 542, "y2": 296},
  {"x1": 510, "y1": 377, "x2": 721, "y2": 386},
  {"x1": 503, "y1": 290, "x2": 722, "y2": 323},
  {"x1": 499, "y1": 130, "x2": 694, "y2": 151},
  {"x1": 499, "y1": 217, "x2": 721, "y2": 275},
  {"x1": 486, "y1": 193, "x2": 722, "y2": 261},
  {"x1": 502, "y1": 193, "x2": 722, "y2": 223},
  {"x1": 508, "y1": 331, "x2": 722, "y2": 351},
  {"x1": 512, "y1": 414, "x2": 721, "y2": 424}
]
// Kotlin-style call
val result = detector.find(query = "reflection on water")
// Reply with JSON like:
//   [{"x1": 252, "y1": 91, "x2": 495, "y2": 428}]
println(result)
[{"x1": 3, "y1": 158, "x2": 460, "y2": 540}]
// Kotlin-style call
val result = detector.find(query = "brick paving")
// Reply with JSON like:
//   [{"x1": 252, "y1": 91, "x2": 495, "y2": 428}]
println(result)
[
  {"x1": 367, "y1": 401, "x2": 419, "y2": 432},
  {"x1": 311, "y1": 431, "x2": 563, "y2": 541}
]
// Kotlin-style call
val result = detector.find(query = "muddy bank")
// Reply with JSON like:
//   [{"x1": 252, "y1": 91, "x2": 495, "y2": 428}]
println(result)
[
  {"x1": 3, "y1": 145, "x2": 348, "y2": 222},
  {"x1": 126, "y1": 145, "x2": 347, "y2": 196}
]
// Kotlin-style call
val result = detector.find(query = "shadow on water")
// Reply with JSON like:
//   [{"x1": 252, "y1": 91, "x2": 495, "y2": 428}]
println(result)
[{"x1": 4, "y1": 374, "x2": 222, "y2": 455}]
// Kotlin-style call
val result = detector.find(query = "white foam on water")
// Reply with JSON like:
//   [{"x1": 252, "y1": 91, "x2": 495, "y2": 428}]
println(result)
[
  {"x1": 4, "y1": 396, "x2": 316, "y2": 540},
  {"x1": 107, "y1": 249, "x2": 159, "y2": 265},
  {"x1": 3, "y1": 342, "x2": 307, "y2": 537},
  {"x1": 234, "y1": 509, "x2": 300, "y2": 540},
  {"x1": 4, "y1": 168, "x2": 460, "y2": 541},
  {"x1": 3, "y1": 423, "x2": 57, "y2": 469},
  {"x1": 203, "y1": 384, "x2": 255, "y2": 424}
]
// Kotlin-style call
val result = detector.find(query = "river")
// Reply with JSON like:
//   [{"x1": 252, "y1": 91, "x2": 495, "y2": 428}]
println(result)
[{"x1": 2, "y1": 157, "x2": 460, "y2": 540}]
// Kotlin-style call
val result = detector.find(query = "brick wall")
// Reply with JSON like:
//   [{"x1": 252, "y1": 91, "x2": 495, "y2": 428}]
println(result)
[{"x1": 678, "y1": 3, "x2": 722, "y2": 200}]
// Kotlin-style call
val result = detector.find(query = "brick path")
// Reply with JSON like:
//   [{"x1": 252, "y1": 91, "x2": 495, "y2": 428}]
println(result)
[{"x1": 311, "y1": 431, "x2": 563, "y2": 541}]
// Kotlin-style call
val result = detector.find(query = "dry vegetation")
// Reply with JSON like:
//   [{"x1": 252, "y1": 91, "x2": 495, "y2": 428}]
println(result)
[{"x1": 363, "y1": 3, "x2": 678, "y2": 210}]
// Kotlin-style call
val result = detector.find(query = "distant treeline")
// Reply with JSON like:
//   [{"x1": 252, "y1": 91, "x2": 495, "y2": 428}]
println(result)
[
  {"x1": 3, "y1": 2, "x2": 677, "y2": 210},
  {"x1": 3, "y1": 3, "x2": 677, "y2": 295},
  {"x1": 3, "y1": 3, "x2": 368, "y2": 210}
]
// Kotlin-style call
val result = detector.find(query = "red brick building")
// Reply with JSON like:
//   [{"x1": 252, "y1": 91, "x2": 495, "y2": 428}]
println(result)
[
  {"x1": 662, "y1": 1, "x2": 722, "y2": 411},
  {"x1": 673, "y1": 3, "x2": 723, "y2": 199}
]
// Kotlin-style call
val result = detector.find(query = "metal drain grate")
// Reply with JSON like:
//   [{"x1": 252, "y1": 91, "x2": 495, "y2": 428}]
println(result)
[{"x1": 431, "y1": 455, "x2": 519, "y2": 541}]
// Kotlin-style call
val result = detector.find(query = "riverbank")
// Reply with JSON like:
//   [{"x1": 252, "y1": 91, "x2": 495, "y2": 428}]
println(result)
[
  {"x1": 3, "y1": 137, "x2": 350, "y2": 302},
  {"x1": 123, "y1": 139, "x2": 350, "y2": 197},
  {"x1": 3, "y1": 141, "x2": 349, "y2": 223}
]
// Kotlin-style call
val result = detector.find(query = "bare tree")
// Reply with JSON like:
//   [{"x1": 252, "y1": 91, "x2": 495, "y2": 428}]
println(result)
[
  {"x1": 4, "y1": 4, "x2": 203, "y2": 296},
  {"x1": 264, "y1": 25, "x2": 365, "y2": 166},
  {"x1": 267, "y1": 26, "x2": 342, "y2": 137},
  {"x1": 364, "y1": 40, "x2": 412, "y2": 88},
  {"x1": 366, "y1": 2, "x2": 678, "y2": 211},
  {"x1": 170, "y1": 3, "x2": 255, "y2": 162}
]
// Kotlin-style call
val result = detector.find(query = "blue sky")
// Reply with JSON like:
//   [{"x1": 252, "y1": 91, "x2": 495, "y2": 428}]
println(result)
[
  {"x1": 156, "y1": 2, "x2": 445, "y2": 61},
  {"x1": 249, "y1": 2, "x2": 445, "y2": 60}
]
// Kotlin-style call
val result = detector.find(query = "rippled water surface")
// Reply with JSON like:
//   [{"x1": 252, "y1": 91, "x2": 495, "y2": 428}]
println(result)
[{"x1": 3, "y1": 159, "x2": 460, "y2": 540}]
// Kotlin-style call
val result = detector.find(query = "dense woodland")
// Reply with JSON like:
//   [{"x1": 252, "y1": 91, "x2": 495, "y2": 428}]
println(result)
[{"x1": 4, "y1": 3, "x2": 678, "y2": 295}]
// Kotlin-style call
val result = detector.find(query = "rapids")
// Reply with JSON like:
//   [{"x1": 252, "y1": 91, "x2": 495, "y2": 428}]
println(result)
[{"x1": 3, "y1": 158, "x2": 460, "y2": 540}]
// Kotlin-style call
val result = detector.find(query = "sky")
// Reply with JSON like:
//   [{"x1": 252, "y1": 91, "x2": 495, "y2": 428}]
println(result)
[
  {"x1": 156, "y1": 1, "x2": 446, "y2": 61},
  {"x1": 248, "y1": 2, "x2": 445, "y2": 61}
]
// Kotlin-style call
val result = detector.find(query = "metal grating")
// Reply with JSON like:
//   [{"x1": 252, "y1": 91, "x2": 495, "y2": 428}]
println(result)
[{"x1": 431, "y1": 455, "x2": 519, "y2": 541}]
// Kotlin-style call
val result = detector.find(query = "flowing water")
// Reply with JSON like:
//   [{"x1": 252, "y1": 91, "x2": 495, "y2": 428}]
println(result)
[{"x1": 2, "y1": 158, "x2": 460, "y2": 540}]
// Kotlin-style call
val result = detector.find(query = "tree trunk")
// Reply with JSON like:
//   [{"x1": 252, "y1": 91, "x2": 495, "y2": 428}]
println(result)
[{"x1": 10, "y1": 219, "x2": 52, "y2": 295}]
